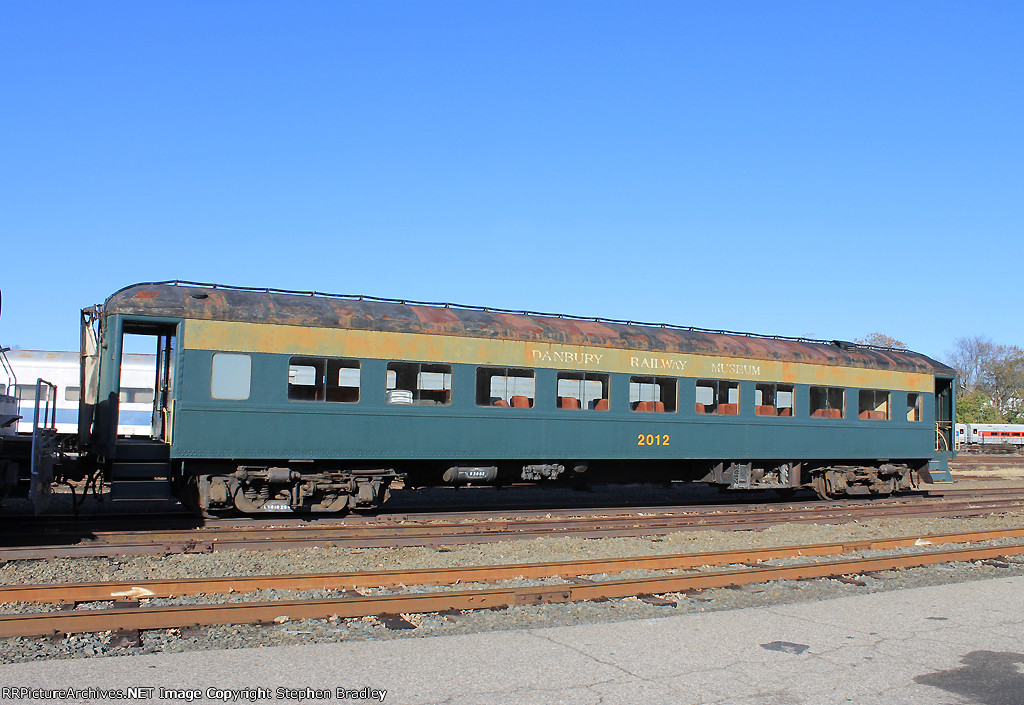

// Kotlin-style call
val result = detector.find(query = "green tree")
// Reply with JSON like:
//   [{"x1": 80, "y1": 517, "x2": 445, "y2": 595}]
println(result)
[{"x1": 956, "y1": 390, "x2": 1004, "y2": 423}]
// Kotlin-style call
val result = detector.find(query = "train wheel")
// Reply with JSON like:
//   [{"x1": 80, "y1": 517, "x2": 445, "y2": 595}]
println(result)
[
  {"x1": 811, "y1": 474, "x2": 834, "y2": 501},
  {"x1": 178, "y1": 475, "x2": 230, "y2": 519}
]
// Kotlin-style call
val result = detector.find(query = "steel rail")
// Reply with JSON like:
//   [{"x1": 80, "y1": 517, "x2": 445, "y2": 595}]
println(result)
[
  {"x1": 4, "y1": 526, "x2": 1024, "y2": 605},
  {"x1": 1, "y1": 541, "x2": 1021, "y2": 637},
  {"x1": 2, "y1": 485, "x2": 1016, "y2": 530},
  {"x1": 2, "y1": 496, "x2": 1023, "y2": 560},
  {"x1": 35, "y1": 498, "x2": 1024, "y2": 538},
  {"x1": 1, "y1": 487, "x2": 1016, "y2": 532},
  {"x1": 931, "y1": 486, "x2": 1024, "y2": 493}
]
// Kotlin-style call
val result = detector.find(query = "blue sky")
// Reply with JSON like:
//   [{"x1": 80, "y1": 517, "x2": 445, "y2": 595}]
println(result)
[{"x1": 2, "y1": 2, "x2": 1021, "y2": 360}]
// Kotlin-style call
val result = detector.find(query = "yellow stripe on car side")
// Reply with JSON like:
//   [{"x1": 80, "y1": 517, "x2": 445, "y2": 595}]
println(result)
[{"x1": 185, "y1": 319, "x2": 933, "y2": 392}]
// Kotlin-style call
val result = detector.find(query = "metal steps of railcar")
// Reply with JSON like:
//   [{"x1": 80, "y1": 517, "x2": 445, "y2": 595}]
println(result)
[
  {"x1": 109, "y1": 463, "x2": 174, "y2": 500},
  {"x1": 109, "y1": 478, "x2": 175, "y2": 501},
  {"x1": 111, "y1": 461, "x2": 171, "y2": 480},
  {"x1": 113, "y1": 438, "x2": 170, "y2": 462},
  {"x1": 110, "y1": 440, "x2": 173, "y2": 500},
  {"x1": 927, "y1": 459, "x2": 955, "y2": 483}
]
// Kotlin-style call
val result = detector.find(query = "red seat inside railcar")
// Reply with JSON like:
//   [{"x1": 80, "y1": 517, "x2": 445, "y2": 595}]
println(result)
[
  {"x1": 635, "y1": 401, "x2": 665, "y2": 412},
  {"x1": 559, "y1": 396, "x2": 580, "y2": 409}
]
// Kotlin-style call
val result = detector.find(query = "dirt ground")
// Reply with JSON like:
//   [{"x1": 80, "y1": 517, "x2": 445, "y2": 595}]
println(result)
[{"x1": 950, "y1": 453, "x2": 1024, "y2": 483}]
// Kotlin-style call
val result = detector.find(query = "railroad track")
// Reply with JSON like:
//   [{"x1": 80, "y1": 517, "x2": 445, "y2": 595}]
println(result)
[
  {"x1": 8, "y1": 484, "x2": 1020, "y2": 531},
  {"x1": 2, "y1": 492, "x2": 1024, "y2": 559},
  {"x1": 951, "y1": 453, "x2": 1024, "y2": 463},
  {"x1": 2, "y1": 527, "x2": 1022, "y2": 637}
]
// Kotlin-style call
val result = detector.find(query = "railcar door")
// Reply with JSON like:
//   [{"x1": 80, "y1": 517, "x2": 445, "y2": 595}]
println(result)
[
  {"x1": 116, "y1": 324, "x2": 177, "y2": 444},
  {"x1": 78, "y1": 307, "x2": 101, "y2": 447},
  {"x1": 935, "y1": 377, "x2": 954, "y2": 452},
  {"x1": 151, "y1": 333, "x2": 175, "y2": 442},
  {"x1": 106, "y1": 320, "x2": 179, "y2": 502}
]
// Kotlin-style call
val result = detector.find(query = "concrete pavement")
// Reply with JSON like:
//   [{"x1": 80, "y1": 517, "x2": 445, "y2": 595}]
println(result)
[{"x1": 2, "y1": 576, "x2": 1023, "y2": 704}]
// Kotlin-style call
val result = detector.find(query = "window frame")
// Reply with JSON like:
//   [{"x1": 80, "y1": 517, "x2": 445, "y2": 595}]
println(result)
[
  {"x1": 210, "y1": 353, "x2": 252, "y2": 401},
  {"x1": 753, "y1": 382, "x2": 795, "y2": 418},
  {"x1": 288, "y1": 356, "x2": 361, "y2": 403},
  {"x1": 119, "y1": 387, "x2": 156, "y2": 404},
  {"x1": 809, "y1": 386, "x2": 845, "y2": 419},
  {"x1": 387, "y1": 361, "x2": 453, "y2": 406},
  {"x1": 475, "y1": 367, "x2": 536, "y2": 408},
  {"x1": 906, "y1": 393, "x2": 922, "y2": 422},
  {"x1": 858, "y1": 389, "x2": 891, "y2": 421},
  {"x1": 555, "y1": 371, "x2": 611, "y2": 411},
  {"x1": 695, "y1": 379, "x2": 741, "y2": 415},
  {"x1": 15, "y1": 383, "x2": 51, "y2": 403},
  {"x1": 629, "y1": 376, "x2": 678, "y2": 413}
]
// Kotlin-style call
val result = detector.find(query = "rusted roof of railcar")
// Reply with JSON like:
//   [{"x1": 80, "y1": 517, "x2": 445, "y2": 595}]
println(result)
[{"x1": 103, "y1": 282, "x2": 955, "y2": 375}]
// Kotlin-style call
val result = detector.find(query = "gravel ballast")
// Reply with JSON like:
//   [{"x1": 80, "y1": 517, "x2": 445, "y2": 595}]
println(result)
[{"x1": 3, "y1": 509, "x2": 1024, "y2": 663}]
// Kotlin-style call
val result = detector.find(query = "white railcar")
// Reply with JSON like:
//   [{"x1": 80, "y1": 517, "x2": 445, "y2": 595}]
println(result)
[
  {"x1": 3, "y1": 350, "x2": 156, "y2": 437},
  {"x1": 956, "y1": 422, "x2": 1024, "y2": 447}
]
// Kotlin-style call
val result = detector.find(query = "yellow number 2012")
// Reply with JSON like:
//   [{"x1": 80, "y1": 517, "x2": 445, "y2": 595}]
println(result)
[{"x1": 637, "y1": 434, "x2": 670, "y2": 446}]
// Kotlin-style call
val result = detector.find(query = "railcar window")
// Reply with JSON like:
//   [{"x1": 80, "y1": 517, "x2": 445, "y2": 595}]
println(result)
[
  {"x1": 907, "y1": 393, "x2": 922, "y2": 422},
  {"x1": 14, "y1": 384, "x2": 51, "y2": 402},
  {"x1": 858, "y1": 390, "x2": 890, "y2": 420},
  {"x1": 387, "y1": 362, "x2": 452, "y2": 405},
  {"x1": 629, "y1": 376, "x2": 677, "y2": 413},
  {"x1": 754, "y1": 383, "x2": 794, "y2": 417},
  {"x1": 289, "y1": 361, "x2": 321, "y2": 400},
  {"x1": 211, "y1": 353, "x2": 251, "y2": 400},
  {"x1": 809, "y1": 386, "x2": 844, "y2": 418},
  {"x1": 328, "y1": 361, "x2": 360, "y2": 402},
  {"x1": 0, "y1": 384, "x2": 5, "y2": 396},
  {"x1": 288, "y1": 357, "x2": 360, "y2": 403},
  {"x1": 65, "y1": 386, "x2": 81, "y2": 402},
  {"x1": 556, "y1": 372, "x2": 610, "y2": 410},
  {"x1": 119, "y1": 388, "x2": 155, "y2": 404},
  {"x1": 695, "y1": 379, "x2": 740, "y2": 415},
  {"x1": 476, "y1": 367, "x2": 535, "y2": 408}
]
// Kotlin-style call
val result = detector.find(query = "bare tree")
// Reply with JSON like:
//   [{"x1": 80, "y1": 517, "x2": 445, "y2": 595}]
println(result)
[
  {"x1": 978, "y1": 345, "x2": 1024, "y2": 421},
  {"x1": 945, "y1": 335, "x2": 996, "y2": 393},
  {"x1": 854, "y1": 332, "x2": 906, "y2": 349}
]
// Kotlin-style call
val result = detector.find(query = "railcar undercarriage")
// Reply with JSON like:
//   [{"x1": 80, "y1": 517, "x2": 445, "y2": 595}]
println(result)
[
  {"x1": 807, "y1": 463, "x2": 919, "y2": 500},
  {"x1": 703, "y1": 460, "x2": 921, "y2": 500},
  {"x1": 179, "y1": 464, "x2": 400, "y2": 515},
  {"x1": 176, "y1": 457, "x2": 926, "y2": 515}
]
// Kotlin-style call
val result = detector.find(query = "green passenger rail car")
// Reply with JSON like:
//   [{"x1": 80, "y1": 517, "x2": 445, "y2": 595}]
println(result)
[{"x1": 76, "y1": 281, "x2": 957, "y2": 515}]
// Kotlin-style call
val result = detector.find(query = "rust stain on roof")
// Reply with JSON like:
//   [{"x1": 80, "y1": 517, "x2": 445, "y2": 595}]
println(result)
[{"x1": 102, "y1": 282, "x2": 955, "y2": 376}]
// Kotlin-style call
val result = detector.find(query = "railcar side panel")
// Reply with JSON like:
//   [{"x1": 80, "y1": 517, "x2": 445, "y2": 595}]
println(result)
[{"x1": 169, "y1": 350, "x2": 938, "y2": 463}]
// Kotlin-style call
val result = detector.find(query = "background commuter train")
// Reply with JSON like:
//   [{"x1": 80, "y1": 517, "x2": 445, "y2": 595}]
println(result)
[
  {"x1": 956, "y1": 423, "x2": 1024, "y2": 447},
  {"x1": 2, "y1": 350, "x2": 155, "y2": 437},
  {"x1": 2, "y1": 281, "x2": 958, "y2": 515}
]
